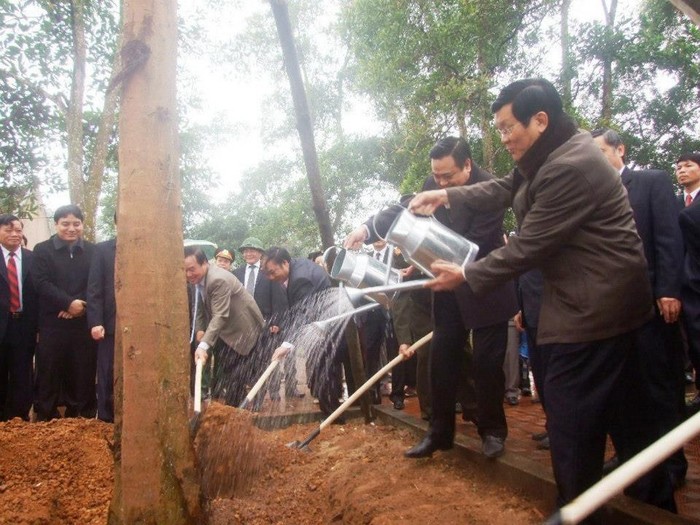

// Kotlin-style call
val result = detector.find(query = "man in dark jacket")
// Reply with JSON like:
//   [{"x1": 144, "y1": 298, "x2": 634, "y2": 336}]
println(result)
[
  {"x1": 409, "y1": 79, "x2": 675, "y2": 517},
  {"x1": 345, "y1": 136, "x2": 519, "y2": 459},
  {"x1": 32, "y1": 205, "x2": 96, "y2": 421},
  {"x1": 87, "y1": 237, "x2": 116, "y2": 422},
  {"x1": 0, "y1": 214, "x2": 38, "y2": 421}
]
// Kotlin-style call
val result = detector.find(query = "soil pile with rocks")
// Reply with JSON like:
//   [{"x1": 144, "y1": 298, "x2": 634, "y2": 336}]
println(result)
[{"x1": 0, "y1": 405, "x2": 543, "y2": 524}]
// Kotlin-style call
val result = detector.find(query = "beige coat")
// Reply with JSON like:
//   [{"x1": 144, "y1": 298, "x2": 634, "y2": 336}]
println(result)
[
  {"x1": 446, "y1": 132, "x2": 652, "y2": 345},
  {"x1": 195, "y1": 265, "x2": 264, "y2": 355}
]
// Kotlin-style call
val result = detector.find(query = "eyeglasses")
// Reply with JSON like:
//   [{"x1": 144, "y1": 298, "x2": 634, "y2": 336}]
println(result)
[{"x1": 496, "y1": 123, "x2": 517, "y2": 138}]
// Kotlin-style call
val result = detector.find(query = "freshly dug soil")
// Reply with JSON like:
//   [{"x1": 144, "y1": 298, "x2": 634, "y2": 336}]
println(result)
[{"x1": 0, "y1": 404, "x2": 543, "y2": 524}]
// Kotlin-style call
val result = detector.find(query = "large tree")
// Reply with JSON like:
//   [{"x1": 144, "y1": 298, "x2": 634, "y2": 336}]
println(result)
[{"x1": 109, "y1": 0, "x2": 201, "y2": 522}]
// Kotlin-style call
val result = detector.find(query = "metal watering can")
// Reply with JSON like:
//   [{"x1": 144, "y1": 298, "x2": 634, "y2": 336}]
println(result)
[
  {"x1": 330, "y1": 248, "x2": 401, "y2": 288},
  {"x1": 385, "y1": 209, "x2": 479, "y2": 277}
]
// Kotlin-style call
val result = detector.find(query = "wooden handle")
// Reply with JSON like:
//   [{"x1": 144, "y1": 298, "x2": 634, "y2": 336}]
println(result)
[
  {"x1": 194, "y1": 359, "x2": 203, "y2": 414},
  {"x1": 319, "y1": 331, "x2": 433, "y2": 431},
  {"x1": 244, "y1": 359, "x2": 280, "y2": 404}
]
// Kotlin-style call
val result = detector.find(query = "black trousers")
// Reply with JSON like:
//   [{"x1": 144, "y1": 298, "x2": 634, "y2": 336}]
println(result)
[
  {"x1": 541, "y1": 332, "x2": 675, "y2": 520},
  {"x1": 96, "y1": 334, "x2": 115, "y2": 422},
  {"x1": 428, "y1": 291, "x2": 508, "y2": 444},
  {"x1": 211, "y1": 340, "x2": 254, "y2": 407},
  {"x1": 34, "y1": 322, "x2": 97, "y2": 421},
  {"x1": 0, "y1": 315, "x2": 35, "y2": 421}
]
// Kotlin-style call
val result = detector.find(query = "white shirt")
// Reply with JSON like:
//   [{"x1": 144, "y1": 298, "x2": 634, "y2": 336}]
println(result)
[{"x1": 1, "y1": 245, "x2": 23, "y2": 311}]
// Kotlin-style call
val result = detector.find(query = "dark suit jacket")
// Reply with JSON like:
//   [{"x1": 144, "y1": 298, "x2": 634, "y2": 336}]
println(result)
[
  {"x1": 233, "y1": 263, "x2": 288, "y2": 322},
  {"x1": 367, "y1": 165, "x2": 519, "y2": 329},
  {"x1": 621, "y1": 167, "x2": 683, "y2": 300},
  {"x1": 87, "y1": 238, "x2": 116, "y2": 335},
  {"x1": 679, "y1": 196, "x2": 700, "y2": 317},
  {"x1": 286, "y1": 258, "x2": 331, "y2": 307},
  {"x1": 0, "y1": 247, "x2": 38, "y2": 341},
  {"x1": 31, "y1": 235, "x2": 95, "y2": 329}
]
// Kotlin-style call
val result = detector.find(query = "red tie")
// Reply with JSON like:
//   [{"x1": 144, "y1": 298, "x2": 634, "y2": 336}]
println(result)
[
  {"x1": 7, "y1": 252, "x2": 20, "y2": 312},
  {"x1": 686, "y1": 194, "x2": 693, "y2": 207}
]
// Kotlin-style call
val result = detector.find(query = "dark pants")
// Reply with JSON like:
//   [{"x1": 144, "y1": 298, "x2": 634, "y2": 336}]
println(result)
[
  {"x1": 34, "y1": 322, "x2": 97, "y2": 421},
  {"x1": 0, "y1": 315, "x2": 35, "y2": 421},
  {"x1": 96, "y1": 334, "x2": 115, "y2": 422},
  {"x1": 359, "y1": 309, "x2": 388, "y2": 400},
  {"x1": 428, "y1": 291, "x2": 508, "y2": 444},
  {"x1": 211, "y1": 340, "x2": 254, "y2": 407},
  {"x1": 541, "y1": 332, "x2": 675, "y2": 521},
  {"x1": 682, "y1": 306, "x2": 700, "y2": 390}
]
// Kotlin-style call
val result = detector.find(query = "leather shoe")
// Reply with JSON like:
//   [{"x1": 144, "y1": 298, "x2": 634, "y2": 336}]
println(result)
[
  {"x1": 392, "y1": 398, "x2": 405, "y2": 410},
  {"x1": 685, "y1": 371, "x2": 694, "y2": 385},
  {"x1": 602, "y1": 455, "x2": 620, "y2": 475},
  {"x1": 536, "y1": 436, "x2": 550, "y2": 450},
  {"x1": 531, "y1": 431, "x2": 548, "y2": 441},
  {"x1": 686, "y1": 393, "x2": 700, "y2": 416},
  {"x1": 482, "y1": 435, "x2": 505, "y2": 459},
  {"x1": 404, "y1": 437, "x2": 452, "y2": 458}
]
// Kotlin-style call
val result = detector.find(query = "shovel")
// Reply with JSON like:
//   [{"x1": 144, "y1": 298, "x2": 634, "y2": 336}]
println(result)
[
  {"x1": 287, "y1": 331, "x2": 433, "y2": 451},
  {"x1": 238, "y1": 359, "x2": 280, "y2": 411},
  {"x1": 189, "y1": 357, "x2": 204, "y2": 436}
]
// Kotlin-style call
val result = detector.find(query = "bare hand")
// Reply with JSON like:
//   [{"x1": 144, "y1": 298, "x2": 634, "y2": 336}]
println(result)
[
  {"x1": 194, "y1": 346, "x2": 208, "y2": 364},
  {"x1": 91, "y1": 325, "x2": 105, "y2": 341},
  {"x1": 513, "y1": 311, "x2": 524, "y2": 332},
  {"x1": 399, "y1": 266, "x2": 416, "y2": 279},
  {"x1": 399, "y1": 343, "x2": 415, "y2": 360},
  {"x1": 272, "y1": 345, "x2": 291, "y2": 361},
  {"x1": 657, "y1": 297, "x2": 681, "y2": 324},
  {"x1": 269, "y1": 325, "x2": 280, "y2": 334},
  {"x1": 343, "y1": 226, "x2": 368, "y2": 250},
  {"x1": 408, "y1": 189, "x2": 448, "y2": 216},
  {"x1": 57, "y1": 310, "x2": 74, "y2": 319},
  {"x1": 425, "y1": 260, "x2": 466, "y2": 291},
  {"x1": 67, "y1": 299, "x2": 86, "y2": 317},
  {"x1": 195, "y1": 330, "x2": 205, "y2": 343}
]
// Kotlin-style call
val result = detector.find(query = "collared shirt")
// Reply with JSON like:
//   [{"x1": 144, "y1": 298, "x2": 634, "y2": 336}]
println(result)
[
  {"x1": 1, "y1": 245, "x2": 23, "y2": 311},
  {"x1": 684, "y1": 187, "x2": 700, "y2": 206},
  {"x1": 245, "y1": 261, "x2": 260, "y2": 291},
  {"x1": 51, "y1": 234, "x2": 85, "y2": 257}
]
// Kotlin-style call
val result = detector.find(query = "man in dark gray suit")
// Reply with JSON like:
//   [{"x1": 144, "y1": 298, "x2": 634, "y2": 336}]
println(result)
[
  {"x1": 592, "y1": 128, "x2": 687, "y2": 488},
  {"x1": 185, "y1": 246, "x2": 264, "y2": 407}
]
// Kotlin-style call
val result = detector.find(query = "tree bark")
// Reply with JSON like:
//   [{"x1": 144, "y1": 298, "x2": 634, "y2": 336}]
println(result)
[
  {"x1": 667, "y1": 0, "x2": 700, "y2": 26},
  {"x1": 270, "y1": 0, "x2": 335, "y2": 249},
  {"x1": 109, "y1": 0, "x2": 201, "y2": 522},
  {"x1": 600, "y1": 0, "x2": 618, "y2": 124},
  {"x1": 560, "y1": 0, "x2": 574, "y2": 110},
  {"x1": 67, "y1": 0, "x2": 86, "y2": 215}
]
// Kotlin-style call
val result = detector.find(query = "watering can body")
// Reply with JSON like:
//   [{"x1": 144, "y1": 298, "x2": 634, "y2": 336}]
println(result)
[
  {"x1": 385, "y1": 209, "x2": 479, "y2": 277},
  {"x1": 331, "y1": 249, "x2": 401, "y2": 288}
]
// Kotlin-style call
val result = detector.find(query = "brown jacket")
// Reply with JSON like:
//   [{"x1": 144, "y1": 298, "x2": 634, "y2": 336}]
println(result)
[
  {"x1": 195, "y1": 265, "x2": 264, "y2": 355},
  {"x1": 446, "y1": 132, "x2": 653, "y2": 344}
]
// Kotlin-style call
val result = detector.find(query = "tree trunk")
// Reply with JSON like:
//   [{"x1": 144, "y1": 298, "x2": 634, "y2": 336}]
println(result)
[
  {"x1": 667, "y1": 0, "x2": 700, "y2": 26},
  {"x1": 83, "y1": 35, "x2": 122, "y2": 241},
  {"x1": 109, "y1": 0, "x2": 201, "y2": 522},
  {"x1": 270, "y1": 0, "x2": 335, "y2": 249},
  {"x1": 67, "y1": 0, "x2": 86, "y2": 216},
  {"x1": 560, "y1": 0, "x2": 573, "y2": 110},
  {"x1": 600, "y1": 0, "x2": 618, "y2": 124}
]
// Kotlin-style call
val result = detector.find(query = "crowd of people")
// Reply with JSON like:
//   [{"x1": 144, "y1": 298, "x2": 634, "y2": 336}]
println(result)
[{"x1": 2, "y1": 77, "x2": 700, "y2": 522}]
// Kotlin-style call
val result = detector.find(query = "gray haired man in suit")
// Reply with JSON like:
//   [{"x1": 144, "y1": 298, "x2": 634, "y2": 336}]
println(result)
[{"x1": 184, "y1": 246, "x2": 264, "y2": 406}]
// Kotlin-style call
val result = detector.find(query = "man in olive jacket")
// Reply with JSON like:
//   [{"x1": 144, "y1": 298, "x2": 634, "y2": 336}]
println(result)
[
  {"x1": 409, "y1": 79, "x2": 675, "y2": 517},
  {"x1": 186, "y1": 247, "x2": 264, "y2": 406}
]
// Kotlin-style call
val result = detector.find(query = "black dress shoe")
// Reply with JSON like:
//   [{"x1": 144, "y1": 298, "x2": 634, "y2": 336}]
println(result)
[
  {"x1": 392, "y1": 398, "x2": 405, "y2": 410},
  {"x1": 482, "y1": 435, "x2": 505, "y2": 459},
  {"x1": 536, "y1": 436, "x2": 550, "y2": 450},
  {"x1": 531, "y1": 431, "x2": 548, "y2": 441},
  {"x1": 602, "y1": 455, "x2": 620, "y2": 475},
  {"x1": 404, "y1": 437, "x2": 452, "y2": 458}
]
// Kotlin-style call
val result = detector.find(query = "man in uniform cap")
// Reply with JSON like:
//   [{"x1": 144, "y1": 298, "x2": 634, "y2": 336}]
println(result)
[{"x1": 214, "y1": 248, "x2": 234, "y2": 272}]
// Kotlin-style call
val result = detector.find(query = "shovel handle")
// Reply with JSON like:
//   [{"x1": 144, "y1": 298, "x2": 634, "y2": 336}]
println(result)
[
  {"x1": 194, "y1": 358, "x2": 204, "y2": 414},
  {"x1": 319, "y1": 331, "x2": 433, "y2": 431},
  {"x1": 243, "y1": 359, "x2": 280, "y2": 407}
]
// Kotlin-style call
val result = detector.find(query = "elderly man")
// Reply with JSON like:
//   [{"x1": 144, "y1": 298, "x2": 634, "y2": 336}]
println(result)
[
  {"x1": 185, "y1": 246, "x2": 263, "y2": 406},
  {"x1": 409, "y1": 79, "x2": 675, "y2": 516}
]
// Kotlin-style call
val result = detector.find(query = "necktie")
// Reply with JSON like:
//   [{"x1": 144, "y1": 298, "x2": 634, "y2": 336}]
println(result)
[
  {"x1": 686, "y1": 194, "x2": 693, "y2": 207},
  {"x1": 246, "y1": 265, "x2": 256, "y2": 294},
  {"x1": 7, "y1": 252, "x2": 20, "y2": 313},
  {"x1": 375, "y1": 251, "x2": 381, "y2": 260}
]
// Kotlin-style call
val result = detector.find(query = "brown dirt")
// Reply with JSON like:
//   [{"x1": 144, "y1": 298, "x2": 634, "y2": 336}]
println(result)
[{"x1": 0, "y1": 404, "x2": 543, "y2": 524}]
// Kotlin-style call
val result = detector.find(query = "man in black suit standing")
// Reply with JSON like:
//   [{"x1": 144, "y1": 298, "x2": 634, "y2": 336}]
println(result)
[
  {"x1": 265, "y1": 247, "x2": 344, "y2": 418},
  {"x1": 234, "y1": 237, "x2": 296, "y2": 401},
  {"x1": 345, "y1": 136, "x2": 519, "y2": 459},
  {"x1": 0, "y1": 214, "x2": 38, "y2": 421},
  {"x1": 593, "y1": 129, "x2": 687, "y2": 488},
  {"x1": 32, "y1": 205, "x2": 96, "y2": 421},
  {"x1": 677, "y1": 153, "x2": 700, "y2": 408},
  {"x1": 87, "y1": 236, "x2": 116, "y2": 422}
]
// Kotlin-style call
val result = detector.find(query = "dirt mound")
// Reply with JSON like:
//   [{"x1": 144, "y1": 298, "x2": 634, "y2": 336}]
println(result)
[
  {"x1": 0, "y1": 413, "x2": 542, "y2": 524},
  {"x1": 0, "y1": 417, "x2": 113, "y2": 525}
]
